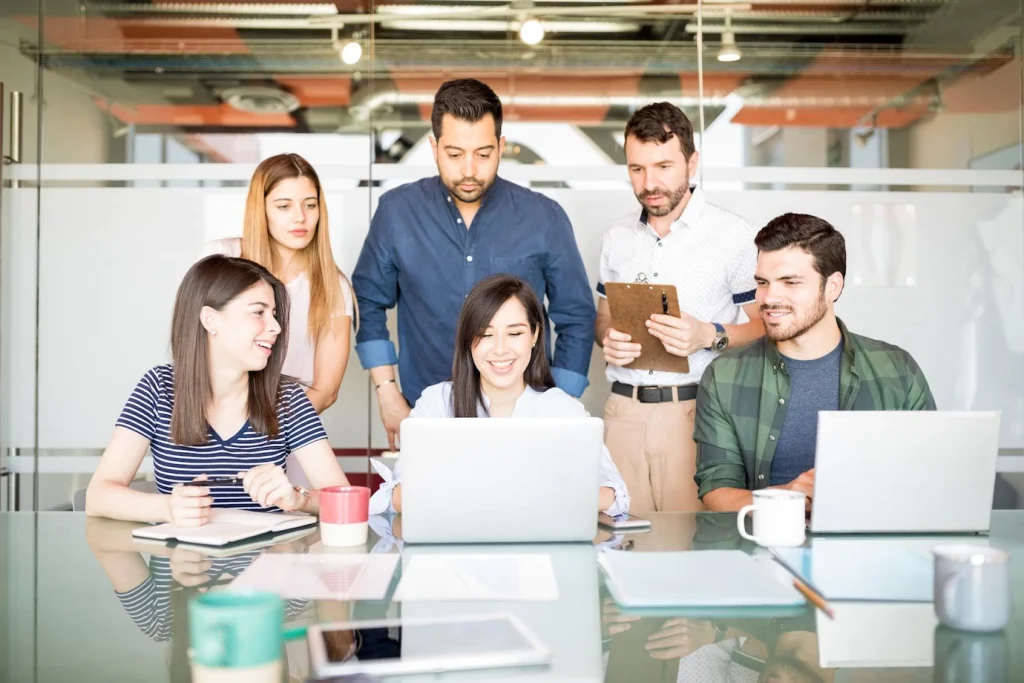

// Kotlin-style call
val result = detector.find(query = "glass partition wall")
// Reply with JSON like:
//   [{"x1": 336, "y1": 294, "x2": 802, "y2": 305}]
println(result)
[{"x1": 1, "y1": 0, "x2": 1022, "y2": 511}]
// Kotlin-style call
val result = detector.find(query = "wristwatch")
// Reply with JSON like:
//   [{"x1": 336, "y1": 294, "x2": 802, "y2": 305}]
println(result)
[{"x1": 709, "y1": 323, "x2": 729, "y2": 352}]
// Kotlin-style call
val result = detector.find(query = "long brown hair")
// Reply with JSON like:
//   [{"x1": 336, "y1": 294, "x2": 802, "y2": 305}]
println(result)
[
  {"x1": 450, "y1": 275, "x2": 555, "y2": 418},
  {"x1": 241, "y1": 153, "x2": 349, "y2": 341},
  {"x1": 170, "y1": 255, "x2": 290, "y2": 445}
]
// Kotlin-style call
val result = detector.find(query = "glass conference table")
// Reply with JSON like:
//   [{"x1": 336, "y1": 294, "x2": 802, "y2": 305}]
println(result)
[{"x1": 2, "y1": 511, "x2": 1022, "y2": 683}]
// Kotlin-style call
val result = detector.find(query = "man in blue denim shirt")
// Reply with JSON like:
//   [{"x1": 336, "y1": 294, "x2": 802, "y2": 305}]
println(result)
[{"x1": 352, "y1": 78, "x2": 597, "y2": 448}]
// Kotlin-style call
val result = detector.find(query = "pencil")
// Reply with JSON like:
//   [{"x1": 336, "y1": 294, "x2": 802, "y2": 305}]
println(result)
[{"x1": 792, "y1": 578, "x2": 835, "y2": 619}]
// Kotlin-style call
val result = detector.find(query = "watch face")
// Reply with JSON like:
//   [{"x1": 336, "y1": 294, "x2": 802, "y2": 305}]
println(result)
[{"x1": 714, "y1": 336, "x2": 729, "y2": 351}]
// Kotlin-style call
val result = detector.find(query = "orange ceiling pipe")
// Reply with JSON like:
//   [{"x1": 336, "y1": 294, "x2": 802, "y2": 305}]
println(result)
[
  {"x1": 729, "y1": 46, "x2": 942, "y2": 128},
  {"x1": 731, "y1": 105, "x2": 929, "y2": 128},
  {"x1": 17, "y1": 16, "x2": 250, "y2": 53},
  {"x1": 97, "y1": 100, "x2": 296, "y2": 127},
  {"x1": 276, "y1": 77, "x2": 354, "y2": 107}
]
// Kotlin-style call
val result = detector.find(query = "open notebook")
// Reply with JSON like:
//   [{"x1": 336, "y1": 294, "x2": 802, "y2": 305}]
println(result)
[{"x1": 131, "y1": 509, "x2": 317, "y2": 547}]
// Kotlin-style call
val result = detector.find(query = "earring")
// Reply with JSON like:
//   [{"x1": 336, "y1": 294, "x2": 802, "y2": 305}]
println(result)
[{"x1": 210, "y1": 330, "x2": 217, "y2": 336}]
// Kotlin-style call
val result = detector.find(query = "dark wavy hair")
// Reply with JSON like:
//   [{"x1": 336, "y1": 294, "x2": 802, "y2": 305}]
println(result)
[{"x1": 450, "y1": 275, "x2": 554, "y2": 418}]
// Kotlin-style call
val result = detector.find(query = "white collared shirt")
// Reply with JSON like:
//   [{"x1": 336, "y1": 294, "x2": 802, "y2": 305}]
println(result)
[
  {"x1": 597, "y1": 188, "x2": 758, "y2": 387},
  {"x1": 368, "y1": 382, "x2": 630, "y2": 516}
]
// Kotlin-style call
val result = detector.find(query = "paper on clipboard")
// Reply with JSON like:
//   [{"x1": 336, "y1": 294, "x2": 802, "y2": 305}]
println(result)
[{"x1": 604, "y1": 282, "x2": 689, "y2": 373}]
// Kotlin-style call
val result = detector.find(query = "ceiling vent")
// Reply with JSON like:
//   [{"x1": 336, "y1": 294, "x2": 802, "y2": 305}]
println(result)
[{"x1": 220, "y1": 86, "x2": 300, "y2": 114}]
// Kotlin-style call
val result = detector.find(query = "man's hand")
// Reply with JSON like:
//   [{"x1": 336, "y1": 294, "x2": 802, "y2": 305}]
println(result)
[
  {"x1": 377, "y1": 383, "x2": 411, "y2": 451},
  {"x1": 602, "y1": 327, "x2": 642, "y2": 367},
  {"x1": 646, "y1": 312, "x2": 715, "y2": 358},
  {"x1": 785, "y1": 469, "x2": 815, "y2": 511}
]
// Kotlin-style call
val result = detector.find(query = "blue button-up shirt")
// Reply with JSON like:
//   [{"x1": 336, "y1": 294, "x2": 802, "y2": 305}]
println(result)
[{"x1": 352, "y1": 175, "x2": 596, "y2": 405}]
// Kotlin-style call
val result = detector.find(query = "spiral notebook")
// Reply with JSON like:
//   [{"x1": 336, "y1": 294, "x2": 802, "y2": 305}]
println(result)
[{"x1": 131, "y1": 509, "x2": 317, "y2": 547}]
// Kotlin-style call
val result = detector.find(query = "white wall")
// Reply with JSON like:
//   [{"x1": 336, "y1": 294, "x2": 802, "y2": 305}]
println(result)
[{"x1": 3, "y1": 180, "x2": 1023, "y2": 459}]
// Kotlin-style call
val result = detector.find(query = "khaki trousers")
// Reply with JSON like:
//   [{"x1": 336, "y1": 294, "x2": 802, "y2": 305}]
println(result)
[{"x1": 603, "y1": 392, "x2": 705, "y2": 513}]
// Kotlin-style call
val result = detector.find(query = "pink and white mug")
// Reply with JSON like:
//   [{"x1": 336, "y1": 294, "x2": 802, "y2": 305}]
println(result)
[{"x1": 320, "y1": 486, "x2": 371, "y2": 547}]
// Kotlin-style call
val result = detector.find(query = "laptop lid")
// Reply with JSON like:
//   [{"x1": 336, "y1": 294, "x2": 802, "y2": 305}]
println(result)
[
  {"x1": 399, "y1": 418, "x2": 604, "y2": 544},
  {"x1": 809, "y1": 411, "x2": 1000, "y2": 534}
]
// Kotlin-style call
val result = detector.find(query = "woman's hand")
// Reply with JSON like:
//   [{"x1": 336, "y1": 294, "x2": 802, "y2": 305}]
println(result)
[
  {"x1": 241, "y1": 464, "x2": 303, "y2": 511},
  {"x1": 169, "y1": 547, "x2": 214, "y2": 588},
  {"x1": 168, "y1": 476, "x2": 213, "y2": 526}
]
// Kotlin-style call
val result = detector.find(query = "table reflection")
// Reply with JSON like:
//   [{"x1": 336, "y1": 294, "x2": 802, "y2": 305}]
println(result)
[{"x1": 2, "y1": 511, "x2": 1020, "y2": 683}]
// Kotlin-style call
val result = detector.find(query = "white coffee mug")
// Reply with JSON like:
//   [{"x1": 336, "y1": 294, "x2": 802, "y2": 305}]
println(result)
[{"x1": 736, "y1": 489, "x2": 806, "y2": 547}]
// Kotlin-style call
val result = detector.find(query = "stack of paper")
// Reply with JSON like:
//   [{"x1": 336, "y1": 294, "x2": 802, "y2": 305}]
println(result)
[
  {"x1": 393, "y1": 554, "x2": 559, "y2": 602},
  {"x1": 229, "y1": 553, "x2": 399, "y2": 600},
  {"x1": 598, "y1": 550, "x2": 804, "y2": 608},
  {"x1": 773, "y1": 540, "x2": 934, "y2": 602}
]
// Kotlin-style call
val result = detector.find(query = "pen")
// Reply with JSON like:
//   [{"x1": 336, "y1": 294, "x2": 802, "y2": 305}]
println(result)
[
  {"x1": 768, "y1": 548, "x2": 827, "y2": 596},
  {"x1": 182, "y1": 477, "x2": 244, "y2": 487},
  {"x1": 791, "y1": 578, "x2": 835, "y2": 619},
  {"x1": 768, "y1": 548, "x2": 834, "y2": 619}
]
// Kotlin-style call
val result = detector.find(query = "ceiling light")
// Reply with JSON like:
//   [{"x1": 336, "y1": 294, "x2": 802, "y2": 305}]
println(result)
[
  {"x1": 717, "y1": 32, "x2": 741, "y2": 62},
  {"x1": 340, "y1": 40, "x2": 362, "y2": 65},
  {"x1": 717, "y1": 10, "x2": 741, "y2": 62},
  {"x1": 519, "y1": 19, "x2": 545, "y2": 45}
]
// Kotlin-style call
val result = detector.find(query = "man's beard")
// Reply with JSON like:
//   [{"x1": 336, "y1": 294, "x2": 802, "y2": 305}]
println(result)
[
  {"x1": 443, "y1": 173, "x2": 493, "y2": 204},
  {"x1": 636, "y1": 179, "x2": 690, "y2": 217},
  {"x1": 761, "y1": 290, "x2": 829, "y2": 343}
]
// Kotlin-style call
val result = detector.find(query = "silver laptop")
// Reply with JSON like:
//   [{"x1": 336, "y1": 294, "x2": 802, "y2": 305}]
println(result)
[
  {"x1": 398, "y1": 418, "x2": 604, "y2": 544},
  {"x1": 809, "y1": 411, "x2": 1001, "y2": 534}
]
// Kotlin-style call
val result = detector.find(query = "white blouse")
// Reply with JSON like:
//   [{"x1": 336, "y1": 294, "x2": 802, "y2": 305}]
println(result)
[
  {"x1": 368, "y1": 381, "x2": 630, "y2": 517},
  {"x1": 199, "y1": 238, "x2": 354, "y2": 386}
]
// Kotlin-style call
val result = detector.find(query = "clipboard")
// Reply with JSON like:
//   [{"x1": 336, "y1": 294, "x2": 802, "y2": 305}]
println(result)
[{"x1": 604, "y1": 282, "x2": 690, "y2": 373}]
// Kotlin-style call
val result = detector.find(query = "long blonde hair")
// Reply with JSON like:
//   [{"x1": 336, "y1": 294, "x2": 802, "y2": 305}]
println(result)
[{"x1": 242, "y1": 153, "x2": 347, "y2": 341}]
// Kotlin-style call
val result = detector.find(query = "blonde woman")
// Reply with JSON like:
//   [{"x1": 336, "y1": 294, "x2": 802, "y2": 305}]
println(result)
[
  {"x1": 200, "y1": 153, "x2": 354, "y2": 414},
  {"x1": 200, "y1": 154, "x2": 354, "y2": 488}
]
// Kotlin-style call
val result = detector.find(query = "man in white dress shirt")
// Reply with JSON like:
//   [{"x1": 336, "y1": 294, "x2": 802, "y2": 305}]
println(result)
[{"x1": 595, "y1": 102, "x2": 765, "y2": 512}]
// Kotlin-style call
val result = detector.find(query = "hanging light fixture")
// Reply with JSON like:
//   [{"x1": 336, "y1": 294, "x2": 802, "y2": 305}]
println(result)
[
  {"x1": 519, "y1": 18, "x2": 545, "y2": 45},
  {"x1": 340, "y1": 40, "x2": 362, "y2": 64},
  {"x1": 331, "y1": 26, "x2": 362, "y2": 66},
  {"x1": 717, "y1": 11, "x2": 741, "y2": 63}
]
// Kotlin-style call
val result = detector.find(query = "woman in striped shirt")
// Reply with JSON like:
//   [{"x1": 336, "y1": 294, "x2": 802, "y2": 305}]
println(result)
[{"x1": 86, "y1": 255, "x2": 348, "y2": 524}]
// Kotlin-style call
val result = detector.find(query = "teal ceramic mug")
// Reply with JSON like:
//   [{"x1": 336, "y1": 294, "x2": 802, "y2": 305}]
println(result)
[{"x1": 189, "y1": 591, "x2": 284, "y2": 683}]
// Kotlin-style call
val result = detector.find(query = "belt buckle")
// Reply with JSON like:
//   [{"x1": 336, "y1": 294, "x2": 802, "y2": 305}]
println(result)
[{"x1": 637, "y1": 385, "x2": 661, "y2": 403}]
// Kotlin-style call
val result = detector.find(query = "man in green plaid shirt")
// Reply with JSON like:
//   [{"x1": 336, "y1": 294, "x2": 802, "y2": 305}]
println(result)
[{"x1": 694, "y1": 213, "x2": 935, "y2": 512}]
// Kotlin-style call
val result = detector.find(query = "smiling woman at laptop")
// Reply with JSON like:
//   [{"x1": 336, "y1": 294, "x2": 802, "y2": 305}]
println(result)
[
  {"x1": 368, "y1": 275, "x2": 629, "y2": 516},
  {"x1": 86, "y1": 255, "x2": 348, "y2": 525}
]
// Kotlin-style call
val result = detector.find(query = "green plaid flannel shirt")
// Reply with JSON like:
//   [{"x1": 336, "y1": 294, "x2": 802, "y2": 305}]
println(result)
[{"x1": 693, "y1": 319, "x2": 936, "y2": 498}]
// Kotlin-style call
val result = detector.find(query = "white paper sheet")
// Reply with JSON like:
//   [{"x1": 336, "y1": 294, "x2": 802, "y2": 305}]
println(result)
[
  {"x1": 228, "y1": 553, "x2": 399, "y2": 600},
  {"x1": 393, "y1": 554, "x2": 559, "y2": 602},
  {"x1": 774, "y1": 540, "x2": 934, "y2": 601}
]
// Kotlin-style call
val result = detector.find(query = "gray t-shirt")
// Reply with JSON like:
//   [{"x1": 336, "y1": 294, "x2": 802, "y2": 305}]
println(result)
[{"x1": 769, "y1": 340, "x2": 843, "y2": 486}]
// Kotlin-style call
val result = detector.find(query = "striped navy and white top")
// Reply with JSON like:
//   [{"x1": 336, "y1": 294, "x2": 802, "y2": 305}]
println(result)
[
  {"x1": 116, "y1": 364, "x2": 327, "y2": 510},
  {"x1": 115, "y1": 553, "x2": 308, "y2": 642}
]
